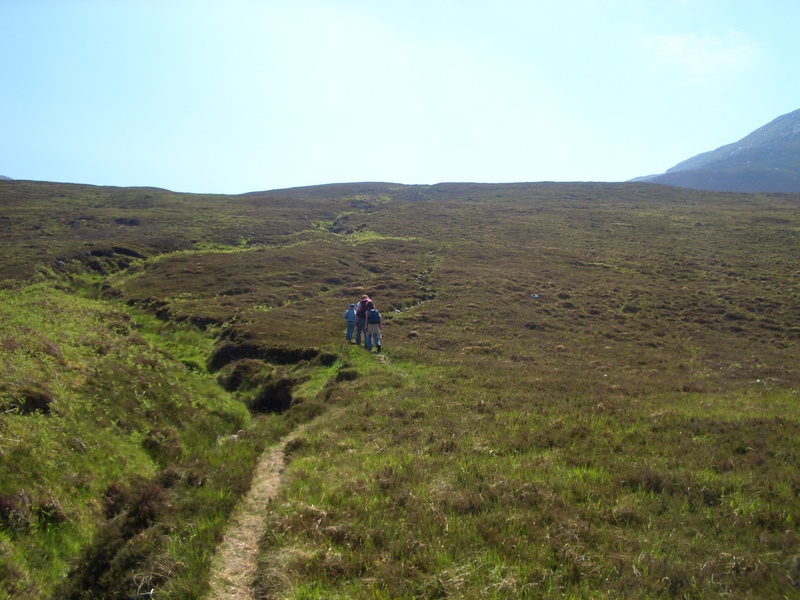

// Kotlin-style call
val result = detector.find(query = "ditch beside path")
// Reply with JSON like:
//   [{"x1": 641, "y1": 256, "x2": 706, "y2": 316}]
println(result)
[{"x1": 206, "y1": 441, "x2": 286, "y2": 600}]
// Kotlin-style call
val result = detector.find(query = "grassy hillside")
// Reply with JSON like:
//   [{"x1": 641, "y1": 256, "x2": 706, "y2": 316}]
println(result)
[
  {"x1": 1, "y1": 180, "x2": 799, "y2": 598},
  {"x1": 0, "y1": 283, "x2": 259, "y2": 597}
]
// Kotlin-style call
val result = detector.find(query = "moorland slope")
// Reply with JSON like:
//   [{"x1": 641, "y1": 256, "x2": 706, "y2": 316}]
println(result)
[{"x1": 1, "y1": 179, "x2": 799, "y2": 598}]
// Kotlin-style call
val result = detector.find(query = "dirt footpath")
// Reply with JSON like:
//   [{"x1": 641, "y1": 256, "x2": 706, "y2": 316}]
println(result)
[{"x1": 207, "y1": 442, "x2": 286, "y2": 600}]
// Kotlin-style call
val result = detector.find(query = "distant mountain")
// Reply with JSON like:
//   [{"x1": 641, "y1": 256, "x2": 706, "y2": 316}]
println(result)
[
  {"x1": 0, "y1": 175, "x2": 11, "y2": 180},
  {"x1": 635, "y1": 108, "x2": 800, "y2": 193}
]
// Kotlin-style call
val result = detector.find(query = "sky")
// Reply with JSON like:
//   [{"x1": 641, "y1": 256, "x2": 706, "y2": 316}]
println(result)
[{"x1": 2, "y1": 0, "x2": 799, "y2": 195}]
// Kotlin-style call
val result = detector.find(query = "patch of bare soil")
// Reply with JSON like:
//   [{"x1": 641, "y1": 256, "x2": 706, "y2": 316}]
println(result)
[{"x1": 206, "y1": 442, "x2": 286, "y2": 600}]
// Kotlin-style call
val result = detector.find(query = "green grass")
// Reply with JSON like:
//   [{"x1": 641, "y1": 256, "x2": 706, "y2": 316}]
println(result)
[
  {"x1": 0, "y1": 282, "x2": 264, "y2": 597},
  {"x1": 259, "y1": 379, "x2": 800, "y2": 598},
  {"x1": 1, "y1": 179, "x2": 799, "y2": 597}
]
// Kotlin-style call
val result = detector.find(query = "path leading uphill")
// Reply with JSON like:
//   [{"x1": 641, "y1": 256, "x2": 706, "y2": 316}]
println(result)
[{"x1": 207, "y1": 441, "x2": 286, "y2": 600}]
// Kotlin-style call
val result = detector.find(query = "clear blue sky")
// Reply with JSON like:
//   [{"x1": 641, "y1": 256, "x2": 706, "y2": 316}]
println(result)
[{"x1": 2, "y1": 0, "x2": 799, "y2": 194}]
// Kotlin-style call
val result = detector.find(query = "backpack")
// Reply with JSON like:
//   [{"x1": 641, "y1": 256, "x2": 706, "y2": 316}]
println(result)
[
  {"x1": 356, "y1": 300, "x2": 372, "y2": 318},
  {"x1": 367, "y1": 308, "x2": 381, "y2": 324}
]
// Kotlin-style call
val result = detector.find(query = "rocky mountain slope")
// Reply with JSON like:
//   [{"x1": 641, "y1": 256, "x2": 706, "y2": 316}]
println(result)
[{"x1": 635, "y1": 107, "x2": 800, "y2": 192}]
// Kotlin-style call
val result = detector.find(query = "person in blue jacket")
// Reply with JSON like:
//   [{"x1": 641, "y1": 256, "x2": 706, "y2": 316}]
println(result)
[{"x1": 343, "y1": 303, "x2": 357, "y2": 342}]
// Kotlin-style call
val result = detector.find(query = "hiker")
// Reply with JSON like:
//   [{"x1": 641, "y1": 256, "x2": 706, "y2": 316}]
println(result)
[
  {"x1": 343, "y1": 303, "x2": 356, "y2": 342},
  {"x1": 364, "y1": 304, "x2": 383, "y2": 352},
  {"x1": 354, "y1": 295, "x2": 373, "y2": 345}
]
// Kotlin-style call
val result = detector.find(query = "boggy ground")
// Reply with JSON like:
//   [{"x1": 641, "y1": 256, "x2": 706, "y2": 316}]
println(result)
[
  {"x1": 1, "y1": 180, "x2": 799, "y2": 598},
  {"x1": 250, "y1": 185, "x2": 800, "y2": 599}
]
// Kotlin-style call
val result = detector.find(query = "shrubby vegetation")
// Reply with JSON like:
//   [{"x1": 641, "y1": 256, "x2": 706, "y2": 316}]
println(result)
[{"x1": 1, "y1": 180, "x2": 799, "y2": 597}]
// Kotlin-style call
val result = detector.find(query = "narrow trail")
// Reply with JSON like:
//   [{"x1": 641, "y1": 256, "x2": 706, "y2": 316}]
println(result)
[{"x1": 206, "y1": 441, "x2": 286, "y2": 600}]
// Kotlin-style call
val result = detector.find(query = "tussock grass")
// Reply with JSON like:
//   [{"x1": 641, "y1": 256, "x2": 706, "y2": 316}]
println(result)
[
  {"x1": 251, "y1": 184, "x2": 800, "y2": 598},
  {"x1": 2, "y1": 180, "x2": 799, "y2": 597}
]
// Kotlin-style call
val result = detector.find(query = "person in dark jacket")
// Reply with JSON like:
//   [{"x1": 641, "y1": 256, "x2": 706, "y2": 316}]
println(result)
[
  {"x1": 354, "y1": 295, "x2": 373, "y2": 346},
  {"x1": 364, "y1": 305, "x2": 383, "y2": 352}
]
